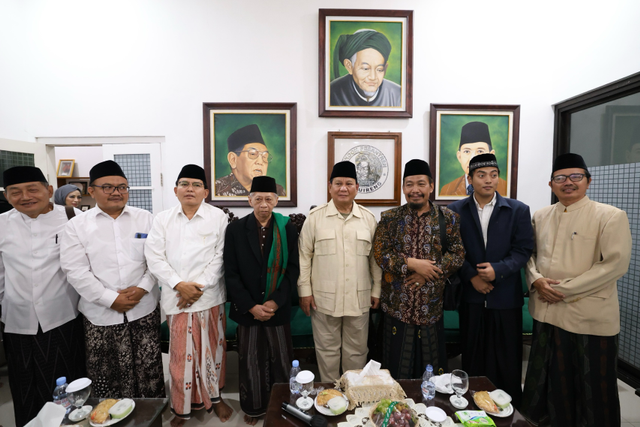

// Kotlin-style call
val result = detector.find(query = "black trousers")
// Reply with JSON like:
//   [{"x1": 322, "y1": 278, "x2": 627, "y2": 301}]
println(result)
[{"x1": 3, "y1": 315, "x2": 86, "y2": 427}]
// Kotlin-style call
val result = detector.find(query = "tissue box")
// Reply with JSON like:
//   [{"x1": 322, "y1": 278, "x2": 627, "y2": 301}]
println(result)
[{"x1": 336, "y1": 369, "x2": 406, "y2": 410}]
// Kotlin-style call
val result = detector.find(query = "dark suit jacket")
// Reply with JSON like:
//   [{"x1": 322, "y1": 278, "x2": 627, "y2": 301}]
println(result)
[
  {"x1": 448, "y1": 193, "x2": 533, "y2": 309},
  {"x1": 224, "y1": 212, "x2": 300, "y2": 326}
]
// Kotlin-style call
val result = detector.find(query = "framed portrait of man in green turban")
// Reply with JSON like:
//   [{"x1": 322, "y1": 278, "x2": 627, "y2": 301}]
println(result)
[
  {"x1": 429, "y1": 104, "x2": 521, "y2": 202},
  {"x1": 319, "y1": 9, "x2": 413, "y2": 118},
  {"x1": 203, "y1": 102, "x2": 297, "y2": 207}
]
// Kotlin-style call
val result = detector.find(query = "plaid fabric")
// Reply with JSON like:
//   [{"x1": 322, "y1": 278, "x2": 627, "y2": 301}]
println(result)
[{"x1": 521, "y1": 320, "x2": 620, "y2": 427}]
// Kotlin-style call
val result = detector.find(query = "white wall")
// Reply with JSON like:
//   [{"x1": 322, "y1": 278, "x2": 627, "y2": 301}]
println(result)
[{"x1": 1, "y1": 0, "x2": 640, "y2": 217}]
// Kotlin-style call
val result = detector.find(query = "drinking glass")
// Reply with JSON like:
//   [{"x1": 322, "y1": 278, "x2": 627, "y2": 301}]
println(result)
[
  {"x1": 450, "y1": 369, "x2": 469, "y2": 408},
  {"x1": 295, "y1": 370, "x2": 315, "y2": 410},
  {"x1": 66, "y1": 378, "x2": 92, "y2": 421}
]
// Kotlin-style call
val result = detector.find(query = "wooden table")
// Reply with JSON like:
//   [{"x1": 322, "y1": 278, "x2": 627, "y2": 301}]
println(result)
[
  {"x1": 61, "y1": 397, "x2": 168, "y2": 427},
  {"x1": 266, "y1": 377, "x2": 533, "y2": 426}
]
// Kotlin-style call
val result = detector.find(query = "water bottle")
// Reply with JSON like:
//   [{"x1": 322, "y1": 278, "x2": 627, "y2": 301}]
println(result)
[
  {"x1": 421, "y1": 365, "x2": 436, "y2": 400},
  {"x1": 53, "y1": 376, "x2": 71, "y2": 410},
  {"x1": 289, "y1": 360, "x2": 301, "y2": 395}
]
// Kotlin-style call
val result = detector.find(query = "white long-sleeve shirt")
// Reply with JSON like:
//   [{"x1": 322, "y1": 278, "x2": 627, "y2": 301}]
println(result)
[
  {"x1": 145, "y1": 203, "x2": 227, "y2": 316},
  {"x1": 0, "y1": 205, "x2": 80, "y2": 334},
  {"x1": 60, "y1": 205, "x2": 158, "y2": 326}
]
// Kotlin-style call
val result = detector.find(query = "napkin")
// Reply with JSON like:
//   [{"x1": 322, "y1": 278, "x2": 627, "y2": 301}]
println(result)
[
  {"x1": 344, "y1": 359, "x2": 395, "y2": 386},
  {"x1": 431, "y1": 373, "x2": 454, "y2": 394},
  {"x1": 24, "y1": 402, "x2": 66, "y2": 427}
]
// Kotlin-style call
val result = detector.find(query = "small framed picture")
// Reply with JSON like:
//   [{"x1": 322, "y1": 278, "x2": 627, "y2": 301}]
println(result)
[
  {"x1": 68, "y1": 181, "x2": 88, "y2": 195},
  {"x1": 80, "y1": 205, "x2": 90, "y2": 212},
  {"x1": 327, "y1": 131, "x2": 402, "y2": 206},
  {"x1": 57, "y1": 159, "x2": 75, "y2": 178}
]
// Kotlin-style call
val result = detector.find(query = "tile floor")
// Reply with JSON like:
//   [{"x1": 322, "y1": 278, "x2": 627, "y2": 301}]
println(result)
[{"x1": 0, "y1": 346, "x2": 639, "y2": 426}]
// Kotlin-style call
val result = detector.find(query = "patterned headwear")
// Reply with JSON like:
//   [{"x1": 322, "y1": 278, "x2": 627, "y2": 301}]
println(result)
[{"x1": 469, "y1": 153, "x2": 499, "y2": 175}]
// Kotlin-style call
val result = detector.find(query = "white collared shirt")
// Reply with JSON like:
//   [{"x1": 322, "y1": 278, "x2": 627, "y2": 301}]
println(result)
[
  {"x1": 145, "y1": 202, "x2": 228, "y2": 316},
  {"x1": 60, "y1": 205, "x2": 158, "y2": 326},
  {"x1": 473, "y1": 192, "x2": 497, "y2": 248},
  {"x1": 0, "y1": 205, "x2": 80, "y2": 334}
]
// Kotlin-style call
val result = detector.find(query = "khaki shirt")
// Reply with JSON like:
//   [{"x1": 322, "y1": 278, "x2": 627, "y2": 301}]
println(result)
[
  {"x1": 526, "y1": 196, "x2": 631, "y2": 336},
  {"x1": 298, "y1": 200, "x2": 382, "y2": 317}
]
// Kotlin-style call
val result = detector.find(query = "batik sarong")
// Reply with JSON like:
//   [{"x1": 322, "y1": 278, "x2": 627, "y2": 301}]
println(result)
[
  {"x1": 237, "y1": 323, "x2": 293, "y2": 417},
  {"x1": 382, "y1": 314, "x2": 447, "y2": 379},
  {"x1": 84, "y1": 306, "x2": 165, "y2": 398},
  {"x1": 521, "y1": 320, "x2": 620, "y2": 427},
  {"x1": 167, "y1": 304, "x2": 226, "y2": 420},
  {"x1": 3, "y1": 315, "x2": 86, "y2": 427}
]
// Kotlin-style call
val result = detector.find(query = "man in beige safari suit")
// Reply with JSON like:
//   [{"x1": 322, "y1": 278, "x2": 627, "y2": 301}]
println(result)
[{"x1": 298, "y1": 161, "x2": 381, "y2": 382}]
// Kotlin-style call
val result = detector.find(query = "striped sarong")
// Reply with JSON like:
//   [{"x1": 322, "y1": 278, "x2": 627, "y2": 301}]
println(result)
[
  {"x1": 237, "y1": 323, "x2": 293, "y2": 417},
  {"x1": 167, "y1": 304, "x2": 226, "y2": 420},
  {"x1": 521, "y1": 320, "x2": 620, "y2": 426}
]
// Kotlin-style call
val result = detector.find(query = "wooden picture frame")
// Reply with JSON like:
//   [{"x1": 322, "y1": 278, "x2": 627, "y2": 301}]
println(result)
[
  {"x1": 68, "y1": 180, "x2": 88, "y2": 195},
  {"x1": 80, "y1": 205, "x2": 90, "y2": 212},
  {"x1": 327, "y1": 131, "x2": 402, "y2": 206},
  {"x1": 57, "y1": 159, "x2": 75, "y2": 178},
  {"x1": 319, "y1": 9, "x2": 413, "y2": 118},
  {"x1": 429, "y1": 104, "x2": 520, "y2": 202},
  {"x1": 203, "y1": 102, "x2": 297, "y2": 207}
]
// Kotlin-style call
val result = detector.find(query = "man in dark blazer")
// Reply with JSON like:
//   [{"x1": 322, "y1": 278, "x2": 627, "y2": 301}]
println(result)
[
  {"x1": 448, "y1": 154, "x2": 533, "y2": 409},
  {"x1": 224, "y1": 176, "x2": 299, "y2": 425}
]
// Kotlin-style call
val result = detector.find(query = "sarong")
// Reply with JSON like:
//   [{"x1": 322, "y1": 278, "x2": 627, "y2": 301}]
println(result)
[
  {"x1": 3, "y1": 315, "x2": 86, "y2": 427},
  {"x1": 382, "y1": 314, "x2": 447, "y2": 379},
  {"x1": 459, "y1": 303, "x2": 523, "y2": 408},
  {"x1": 84, "y1": 306, "x2": 165, "y2": 399},
  {"x1": 521, "y1": 320, "x2": 620, "y2": 427},
  {"x1": 237, "y1": 323, "x2": 293, "y2": 417},
  {"x1": 168, "y1": 304, "x2": 226, "y2": 420}
]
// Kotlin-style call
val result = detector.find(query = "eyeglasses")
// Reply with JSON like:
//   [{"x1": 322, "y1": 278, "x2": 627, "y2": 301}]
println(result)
[
  {"x1": 92, "y1": 184, "x2": 130, "y2": 194},
  {"x1": 177, "y1": 181, "x2": 205, "y2": 189},
  {"x1": 551, "y1": 173, "x2": 586, "y2": 184},
  {"x1": 238, "y1": 149, "x2": 272, "y2": 163}
]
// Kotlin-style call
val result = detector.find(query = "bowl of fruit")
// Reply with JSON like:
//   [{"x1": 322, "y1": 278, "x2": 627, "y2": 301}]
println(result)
[{"x1": 369, "y1": 399, "x2": 418, "y2": 427}]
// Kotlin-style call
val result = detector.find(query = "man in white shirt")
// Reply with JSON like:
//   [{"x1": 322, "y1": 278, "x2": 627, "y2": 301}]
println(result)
[
  {"x1": 60, "y1": 160, "x2": 164, "y2": 399},
  {"x1": 145, "y1": 165, "x2": 233, "y2": 426},
  {"x1": 0, "y1": 166, "x2": 85, "y2": 427}
]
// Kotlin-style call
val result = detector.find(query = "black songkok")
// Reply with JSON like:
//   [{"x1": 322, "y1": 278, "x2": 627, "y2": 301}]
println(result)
[
  {"x1": 552, "y1": 153, "x2": 589, "y2": 174},
  {"x1": 460, "y1": 121, "x2": 492, "y2": 149},
  {"x1": 176, "y1": 164, "x2": 208, "y2": 189},
  {"x1": 330, "y1": 161, "x2": 358, "y2": 183},
  {"x1": 403, "y1": 159, "x2": 432, "y2": 179},
  {"x1": 227, "y1": 124, "x2": 265, "y2": 153},
  {"x1": 469, "y1": 153, "x2": 500, "y2": 174},
  {"x1": 250, "y1": 176, "x2": 277, "y2": 193},
  {"x1": 3, "y1": 166, "x2": 47, "y2": 187},
  {"x1": 90, "y1": 160, "x2": 126, "y2": 185}
]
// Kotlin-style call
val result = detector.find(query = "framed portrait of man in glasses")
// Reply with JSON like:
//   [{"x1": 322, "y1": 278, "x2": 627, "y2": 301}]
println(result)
[{"x1": 203, "y1": 102, "x2": 297, "y2": 207}]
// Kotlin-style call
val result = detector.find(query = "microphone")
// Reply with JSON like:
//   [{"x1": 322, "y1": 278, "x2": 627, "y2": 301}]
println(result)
[{"x1": 281, "y1": 402, "x2": 328, "y2": 427}]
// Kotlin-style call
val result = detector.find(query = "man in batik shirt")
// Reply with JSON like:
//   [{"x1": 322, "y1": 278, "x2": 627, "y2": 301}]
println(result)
[{"x1": 373, "y1": 159, "x2": 465, "y2": 378}]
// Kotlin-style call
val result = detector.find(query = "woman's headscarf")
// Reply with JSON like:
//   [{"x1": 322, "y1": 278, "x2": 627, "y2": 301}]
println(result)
[{"x1": 54, "y1": 184, "x2": 82, "y2": 206}]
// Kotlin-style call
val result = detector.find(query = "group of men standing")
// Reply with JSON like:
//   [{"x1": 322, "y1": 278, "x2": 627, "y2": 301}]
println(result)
[{"x1": 0, "y1": 149, "x2": 631, "y2": 427}]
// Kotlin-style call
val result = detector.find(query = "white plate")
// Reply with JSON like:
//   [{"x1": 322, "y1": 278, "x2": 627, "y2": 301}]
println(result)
[
  {"x1": 89, "y1": 400, "x2": 136, "y2": 426},
  {"x1": 485, "y1": 403, "x2": 513, "y2": 418},
  {"x1": 314, "y1": 392, "x2": 349, "y2": 416},
  {"x1": 69, "y1": 405, "x2": 92, "y2": 422}
]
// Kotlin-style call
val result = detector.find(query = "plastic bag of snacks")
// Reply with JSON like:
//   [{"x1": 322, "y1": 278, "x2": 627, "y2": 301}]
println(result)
[
  {"x1": 369, "y1": 399, "x2": 418, "y2": 427},
  {"x1": 455, "y1": 410, "x2": 496, "y2": 426}
]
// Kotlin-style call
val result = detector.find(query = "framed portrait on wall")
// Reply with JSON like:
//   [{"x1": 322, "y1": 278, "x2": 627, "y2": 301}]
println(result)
[
  {"x1": 319, "y1": 9, "x2": 413, "y2": 118},
  {"x1": 57, "y1": 159, "x2": 75, "y2": 178},
  {"x1": 429, "y1": 104, "x2": 520, "y2": 202},
  {"x1": 328, "y1": 131, "x2": 402, "y2": 206},
  {"x1": 68, "y1": 180, "x2": 88, "y2": 195},
  {"x1": 203, "y1": 102, "x2": 297, "y2": 207}
]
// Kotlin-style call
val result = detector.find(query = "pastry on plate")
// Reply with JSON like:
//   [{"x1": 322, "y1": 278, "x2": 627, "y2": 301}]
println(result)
[
  {"x1": 316, "y1": 389, "x2": 344, "y2": 407},
  {"x1": 473, "y1": 391, "x2": 499, "y2": 414},
  {"x1": 90, "y1": 398, "x2": 118, "y2": 424}
]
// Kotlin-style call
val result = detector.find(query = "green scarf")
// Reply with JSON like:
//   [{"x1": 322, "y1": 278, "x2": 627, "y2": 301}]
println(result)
[{"x1": 264, "y1": 212, "x2": 289, "y2": 303}]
